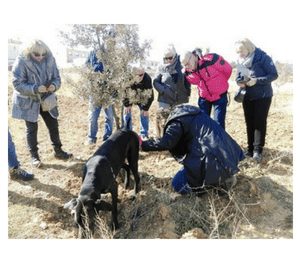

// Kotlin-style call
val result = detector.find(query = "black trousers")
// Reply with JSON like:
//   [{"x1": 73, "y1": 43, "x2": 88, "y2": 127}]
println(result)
[
  {"x1": 25, "y1": 109, "x2": 62, "y2": 155},
  {"x1": 242, "y1": 97, "x2": 272, "y2": 153}
]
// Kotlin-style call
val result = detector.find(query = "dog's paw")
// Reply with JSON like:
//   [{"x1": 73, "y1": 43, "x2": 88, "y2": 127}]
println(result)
[{"x1": 135, "y1": 184, "x2": 141, "y2": 193}]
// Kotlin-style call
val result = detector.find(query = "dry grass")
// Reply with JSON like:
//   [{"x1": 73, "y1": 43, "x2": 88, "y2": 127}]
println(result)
[{"x1": 8, "y1": 71, "x2": 293, "y2": 239}]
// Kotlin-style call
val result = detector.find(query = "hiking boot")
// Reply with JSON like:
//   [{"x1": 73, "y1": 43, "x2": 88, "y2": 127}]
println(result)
[
  {"x1": 54, "y1": 148, "x2": 73, "y2": 160},
  {"x1": 10, "y1": 167, "x2": 34, "y2": 181},
  {"x1": 253, "y1": 151, "x2": 262, "y2": 163}
]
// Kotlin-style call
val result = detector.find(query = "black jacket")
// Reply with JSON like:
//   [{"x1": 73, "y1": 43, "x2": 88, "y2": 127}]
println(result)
[
  {"x1": 142, "y1": 105, "x2": 244, "y2": 187},
  {"x1": 236, "y1": 48, "x2": 278, "y2": 101},
  {"x1": 153, "y1": 55, "x2": 190, "y2": 106},
  {"x1": 123, "y1": 72, "x2": 154, "y2": 111}
]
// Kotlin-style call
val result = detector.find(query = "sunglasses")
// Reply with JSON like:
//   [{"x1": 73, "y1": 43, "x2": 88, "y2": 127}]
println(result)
[
  {"x1": 164, "y1": 56, "x2": 173, "y2": 61},
  {"x1": 32, "y1": 52, "x2": 47, "y2": 57}
]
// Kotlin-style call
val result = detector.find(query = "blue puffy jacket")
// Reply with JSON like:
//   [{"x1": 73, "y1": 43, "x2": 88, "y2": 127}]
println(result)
[
  {"x1": 142, "y1": 105, "x2": 244, "y2": 187},
  {"x1": 240, "y1": 48, "x2": 278, "y2": 101}
]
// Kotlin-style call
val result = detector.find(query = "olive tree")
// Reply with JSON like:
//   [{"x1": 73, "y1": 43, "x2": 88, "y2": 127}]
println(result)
[{"x1": 60, "y1": 24, "x2": 151, "y2": 128}]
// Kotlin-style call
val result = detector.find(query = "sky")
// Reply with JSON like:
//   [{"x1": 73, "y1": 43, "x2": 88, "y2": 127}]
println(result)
[
  {"x1": 5, "y1": 0, "x2": 297, "y2": 64},
  {"x1": 1, "y1": 0, "x2": 299, "y2": 263},
  {"x1": 7, "y1": 19, "x2": 295, "y2": 64}
]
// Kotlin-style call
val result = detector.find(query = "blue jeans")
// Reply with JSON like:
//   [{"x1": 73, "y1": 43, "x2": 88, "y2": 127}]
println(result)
[
  {"x1": 171, "y1": 167, "x2": 192, "y2": 194},
  {"x1": 88, "y1": 103, "x2": 114, "y2": 142},
  {"x1": 123, "y1": 105, "x2": 149, "y2": 137},
  {"x1": 8, "y1": 130, "x2": 19, "y2": 169},
  {"x1": 198, "y1": 93, "x2": 228, "y2": 129}
]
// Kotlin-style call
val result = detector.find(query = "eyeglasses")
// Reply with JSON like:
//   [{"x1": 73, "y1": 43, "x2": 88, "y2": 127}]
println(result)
[
  {"x1": 164, "y1": 56, "x2": 173, "y2": 61},
  {"x1": 32, "y1": 52, "x2": 47, "y2": 57}
]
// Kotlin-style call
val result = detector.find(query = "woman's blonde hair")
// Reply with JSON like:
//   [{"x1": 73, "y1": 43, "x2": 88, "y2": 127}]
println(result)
[
  {"x1": 22, "y1": 39, "x2": 51, "y2": 58},
  {"x1": 163, "y1": 44, "x2": 176, "y2": 57},
  {"x1": 235, "y1": 38, "x2": 256, "y2": 54}
]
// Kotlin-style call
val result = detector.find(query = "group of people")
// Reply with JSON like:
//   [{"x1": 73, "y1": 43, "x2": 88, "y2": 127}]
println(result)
[{"x1": 8, "y1": 38, "x2": 278, "y2": 195}]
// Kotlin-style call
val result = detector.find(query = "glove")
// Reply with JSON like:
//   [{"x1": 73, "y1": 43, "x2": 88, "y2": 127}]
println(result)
[
  {"x1": 47, "y1": 84, "x2": 56, "y2": 92},
  {"x1": 38, "y1": 85, "x2": 47, "y2": 93},
  {"x1": 246, "y1": 78, "x2": 257, "y2": 87},
  {"x1": 138, "y1": 135, "x2": 143, "y2": 147}
]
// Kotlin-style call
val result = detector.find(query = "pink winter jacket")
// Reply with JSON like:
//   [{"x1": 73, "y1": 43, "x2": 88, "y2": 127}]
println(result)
[{"x1": 185, "y1": 53, "x2": 232, "y2": 102}]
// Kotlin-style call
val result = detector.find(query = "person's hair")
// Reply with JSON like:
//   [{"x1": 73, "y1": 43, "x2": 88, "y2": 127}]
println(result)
[
  {"x1": 132, "y1": 66, "x2": 145, "y2": 75},
  {"x1": 235, "y1": 38, "x2": 256, "y2": 54},
  {"x1": 163, "y1": 44, "x2": 176, "y2": 57},
  {"x1": 22, "y1": 39, "x2": 52, "y2": 58},
  {"x1": 181, "y1": 51, "x2": 193, "y2": 65}
]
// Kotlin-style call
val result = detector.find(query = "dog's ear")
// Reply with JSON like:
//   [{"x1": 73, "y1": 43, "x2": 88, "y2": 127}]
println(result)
[{"x1": 64, "y1": 198, "x2": 78, "y2": 211}]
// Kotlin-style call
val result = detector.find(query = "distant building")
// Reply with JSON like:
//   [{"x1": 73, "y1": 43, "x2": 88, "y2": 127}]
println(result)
[
  {"x1": 66, "y1": 48, "x2": 89, "y2": 64},
  {"x1": 8, "y1": 39, "x2": 22, "y2": 71}
]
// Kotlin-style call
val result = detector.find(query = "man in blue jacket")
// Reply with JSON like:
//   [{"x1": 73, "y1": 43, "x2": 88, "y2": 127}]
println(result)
[
  {"x1": 141, "y1": 104, "x2": 244, "y2": 194},
  {"x1": 86, "y1": 50, "x2": 114, "y2": 144}
]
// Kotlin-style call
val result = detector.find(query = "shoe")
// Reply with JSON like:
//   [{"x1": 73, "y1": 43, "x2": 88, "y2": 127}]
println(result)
[
  {"x1": 85, "y1": 138, "x2": 96, "y2": 145},
  {"x1": 31, "y1": 152, "x2": 42, "y2": 168},
  {"x1": 54, "y1": 148, "x2": 73, "y2": 160},
  {"x1": 102, "y1": 136, "x2": 110, "y2": 141},
  {"x1": 10, "y1": 167, "x2": 34, "y2": 181},
  {"x1": 224, "y1": 175, "x2": 237, "y2": 190},
  {"x1": 31, "y1": 157, "x2": 42, "y2": 168},
  {"x1": 253, "y1": 152, "x2": 262, "y2": 163},
  {"x1": 140, "y1": 135, "x2": 149, "y2": 140},
  {"x1": 244, "y1": 150, "x2": 253, "y2": 158}
]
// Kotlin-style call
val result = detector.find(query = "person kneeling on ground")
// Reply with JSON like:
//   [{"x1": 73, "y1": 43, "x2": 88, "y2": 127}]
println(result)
[{"x1": 141, "y1": 104, "x2": 245, "y2": 194}]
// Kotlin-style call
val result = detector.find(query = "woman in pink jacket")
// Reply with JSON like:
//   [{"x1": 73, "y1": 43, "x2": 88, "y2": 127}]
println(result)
[{"x1": 182, "y1": 49, "x2": 232, "y2": 129}]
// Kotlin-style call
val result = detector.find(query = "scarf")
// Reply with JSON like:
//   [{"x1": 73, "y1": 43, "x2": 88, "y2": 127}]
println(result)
[
  {"x1": 161, "y1": 54, "x2": 180, "y2": 74},
  {"x1": 238, "y1": 50, "x2": 255, "y2": 69},
  {"x1": 237, "y1": 51, "x2": 255, "y2": 79}
]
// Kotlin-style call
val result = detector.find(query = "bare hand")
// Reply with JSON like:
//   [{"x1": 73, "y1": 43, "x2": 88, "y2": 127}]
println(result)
[
  {"x1": 141, "y1": 110, "x2": 149, "y2": 117},
  {"x1": 38, "y1": 85, "x2": 47, "y2": 93},
  {"x1": 125, "y1": 106, "x2": 132, "y2": 114},
  {"x1": 47, "y1": 84, "x2": 56, "y2": 92},
  {"x1": 247, "y1": 78, "x2": 257, "y2": 87},
  {"x1": 237, "y1": 83, "x2": 246, "y2": 88}
]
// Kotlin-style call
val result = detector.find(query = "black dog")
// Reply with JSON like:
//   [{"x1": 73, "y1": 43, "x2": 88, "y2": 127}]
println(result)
[{"x1": 64, "y1": 129, "x2": 141, "y2": 234}]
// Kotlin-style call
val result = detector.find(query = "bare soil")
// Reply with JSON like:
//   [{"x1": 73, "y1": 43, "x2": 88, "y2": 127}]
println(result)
[{"x1": 8, "y1": 73, "x2": 293, "y2": 239}]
